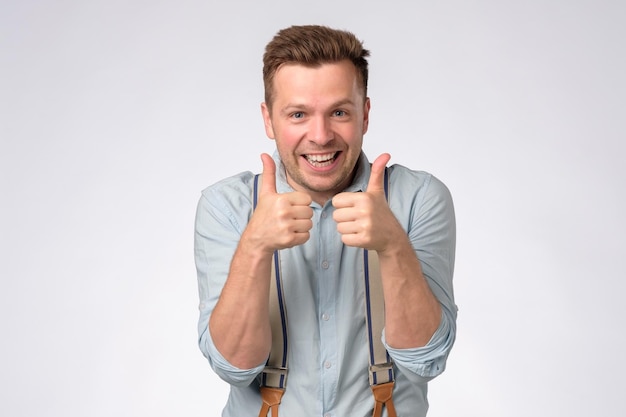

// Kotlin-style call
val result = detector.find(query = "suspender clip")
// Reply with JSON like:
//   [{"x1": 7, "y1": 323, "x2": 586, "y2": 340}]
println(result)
[
  {"x1": 369, "y1": 362, "x2": 395, "y2": 386},
  {"x1": 262, "y1": 366, "x2": 288, "y2": 375},
  {"x1": 369, "y1": 362, "x2": 394, "y2": 375}
]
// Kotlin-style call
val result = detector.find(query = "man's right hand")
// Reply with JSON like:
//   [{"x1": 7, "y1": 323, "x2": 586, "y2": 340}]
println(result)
[{"x1": 245, "y1": 153, "x2": 313, "y2": 253}]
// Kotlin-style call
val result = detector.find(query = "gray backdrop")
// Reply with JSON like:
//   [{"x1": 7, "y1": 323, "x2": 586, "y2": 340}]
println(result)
[{"x1": 2, "y1": 0, "x2": 624, "y2": 416}]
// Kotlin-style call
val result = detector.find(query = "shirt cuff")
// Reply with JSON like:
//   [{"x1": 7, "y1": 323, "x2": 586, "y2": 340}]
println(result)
[
  {"x1": 382, "y1": 309, "x2": 455, "y2": 378},
  {"x1": 203, "y1": 322, "x2": 266, "y2": 387}
]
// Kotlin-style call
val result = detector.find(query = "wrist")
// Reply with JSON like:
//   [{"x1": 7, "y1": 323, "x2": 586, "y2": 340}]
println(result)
[
  {"x1": 240, "y1": 228, "x2": 276, "y2": 258},
  {"x1": 377, "y1": 224, "x2": 411, "y2": 257}
]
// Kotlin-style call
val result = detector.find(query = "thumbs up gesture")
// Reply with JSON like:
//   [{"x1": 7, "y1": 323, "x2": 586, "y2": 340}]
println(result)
[
  {"x1": 332, "y1": 153, "x2": 396, "y2": 251},
  {"x1": 246, "y1": 153, "x2": 314, "y2": 254}
]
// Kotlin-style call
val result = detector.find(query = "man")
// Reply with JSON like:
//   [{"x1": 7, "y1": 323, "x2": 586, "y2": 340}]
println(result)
[{"x1": 195, "y1": 25, "x2": 457, "y2": 417}]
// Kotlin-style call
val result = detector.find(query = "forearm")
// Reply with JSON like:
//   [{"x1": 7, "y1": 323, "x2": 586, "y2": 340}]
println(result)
[
  {"x1": 209, "y1": 235, "x2": 273, "y2": 369},
  {"x1": 378, "y1": 233, "x2": 442, "y2": 349}
]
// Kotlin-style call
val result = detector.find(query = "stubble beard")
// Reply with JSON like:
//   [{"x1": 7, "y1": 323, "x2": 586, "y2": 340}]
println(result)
[{"x1": 281, "y1": 152, "x2": 359, "y2": 197}]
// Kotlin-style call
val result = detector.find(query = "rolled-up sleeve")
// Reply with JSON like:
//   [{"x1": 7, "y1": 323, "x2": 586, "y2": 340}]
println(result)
[
  {"x1": 385, "y1": 169, "x2": 458, "y2": 380},
  {"x1": 194, "y1": 173, "x2": 265, "y2": 387},
  {"x1": 383, "y1": 308, "x2": 455, "y2": 380}
]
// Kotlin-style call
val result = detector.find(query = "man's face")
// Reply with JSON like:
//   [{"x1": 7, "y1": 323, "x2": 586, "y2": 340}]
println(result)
[{"x1": 261, "y1": 60, "x2": 370, "y2": 204}]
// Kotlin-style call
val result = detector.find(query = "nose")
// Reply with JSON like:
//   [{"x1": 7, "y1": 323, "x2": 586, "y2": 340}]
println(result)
[{"x1": 309, "y1": 116, "x2": 334, "y2": 145}]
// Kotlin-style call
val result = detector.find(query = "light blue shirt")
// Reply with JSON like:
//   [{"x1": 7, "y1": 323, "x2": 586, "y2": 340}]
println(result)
[{"x1": 195, "y1": 152, "x2": 457, "y2": 417}]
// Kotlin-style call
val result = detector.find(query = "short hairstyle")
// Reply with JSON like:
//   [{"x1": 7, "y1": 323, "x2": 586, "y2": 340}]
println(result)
[{"x1": 262, "y1": 25, "x2": 370, "y2": 108}]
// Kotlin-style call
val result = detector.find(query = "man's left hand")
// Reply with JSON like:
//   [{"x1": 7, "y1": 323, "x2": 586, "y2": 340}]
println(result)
[{"x1": 332, "y1": 153, "x2": 400, "y2": 251}]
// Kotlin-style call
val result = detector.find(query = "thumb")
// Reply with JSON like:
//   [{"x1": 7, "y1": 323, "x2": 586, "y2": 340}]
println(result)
[
  {"x1": 366, "y1": 153, "x2": 391, "y2": 193},
  {"x1": 260, "y1": 153, "x2": 277, "y2": 195}
]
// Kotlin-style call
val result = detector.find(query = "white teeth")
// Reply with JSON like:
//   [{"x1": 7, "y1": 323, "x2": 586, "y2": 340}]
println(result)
[{"x1": 306, "y1": 153, "x2": 336, "y2": 163}]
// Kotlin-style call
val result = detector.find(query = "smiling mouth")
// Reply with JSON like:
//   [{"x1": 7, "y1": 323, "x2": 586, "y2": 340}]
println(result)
[{"x1": 304, "y1": 152, "x2": 339, "y2": 168}]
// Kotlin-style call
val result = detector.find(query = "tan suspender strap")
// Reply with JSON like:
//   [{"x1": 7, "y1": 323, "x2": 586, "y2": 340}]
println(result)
[
  {"x1": 258, "y1": 251, "x2": 288, "y2": 417},
  {"x1": 365, "y1": 249, "x2": 396, "y2": 417},
  {"x1": 263, "y1": 250, "x2": 288, "y2": 389},
  {"x1": 364, "y1": 167, "x2": 396, "y2": 417},
  {"x1": 254, "y1": 175, "x2": 288, "y2": 417},
  {"x1": 364, "y1": 250, "x2": 394, "y2": 385}
]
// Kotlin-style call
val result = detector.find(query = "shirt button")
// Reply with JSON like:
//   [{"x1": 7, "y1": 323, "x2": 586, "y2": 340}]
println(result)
[
  {"x1": 321, "y1": 260, "x2": 329, "y2": 269},
  {"x1": 322, "y1": 313, "x2": 330, "y2": 321},
  {"x1": 324, "y1": 361, "x2": 332, "y2": 369},
  {"x1": 321, "y1": 212, "x2": 328, "y2": 219}
]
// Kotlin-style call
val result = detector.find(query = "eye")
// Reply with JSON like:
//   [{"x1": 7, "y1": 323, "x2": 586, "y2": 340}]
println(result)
[
  {"x1": 291, "y1": 111, "x2": 305, "y2": 119},
  {"x1": 333, "y1": 110, "x2": 346, "y2": 117}
]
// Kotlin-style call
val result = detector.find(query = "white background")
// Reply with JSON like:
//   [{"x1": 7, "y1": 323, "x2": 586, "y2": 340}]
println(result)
[{"x1": 2, "y1": 1, "x2": 625, "y2": 416}]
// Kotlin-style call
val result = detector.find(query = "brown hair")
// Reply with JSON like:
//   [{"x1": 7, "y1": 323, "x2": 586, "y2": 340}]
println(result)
[{"x1": 262, "y1": 25, "x2": 370, "y2": 108}]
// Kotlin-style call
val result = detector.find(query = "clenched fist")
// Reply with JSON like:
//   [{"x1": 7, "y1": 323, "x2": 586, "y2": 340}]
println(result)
[
  {"x1": 246, "y1": 153, "x2": 314, "y2": 254},
  {"x1": 332, "y1": 153, "x2": 399, "y2": 251}
]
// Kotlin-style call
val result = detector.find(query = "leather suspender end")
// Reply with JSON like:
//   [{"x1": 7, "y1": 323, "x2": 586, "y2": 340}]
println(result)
[
  {"x1": 259, "y1": 386, "x2": 285, "y2": 417},
  {"x1": 371, "y1": 382, "x2": 397, "y2": 417}
]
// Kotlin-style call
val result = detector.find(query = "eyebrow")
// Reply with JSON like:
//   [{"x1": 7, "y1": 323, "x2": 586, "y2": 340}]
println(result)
[{"x1": 279, "y1": 98, "x2": 357, "y2": 115}]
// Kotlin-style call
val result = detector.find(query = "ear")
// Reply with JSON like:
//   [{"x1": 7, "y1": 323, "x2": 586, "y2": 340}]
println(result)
[
  {"x1": 362, "y1": 97, "x2": 371, "y2": 134},
  {"x1": 261, "y1": 102, "x2": 276, "y2": 139}
]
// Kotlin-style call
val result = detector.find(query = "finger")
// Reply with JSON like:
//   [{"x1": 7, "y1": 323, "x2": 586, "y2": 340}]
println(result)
[
  {"x1": 290, "y1": 205, "x2": 314, "y2": 221},
  {"x1": 331, "y1": 192, "x2": 354, "y2": 209},
  {"x1": 366, "y1": 153, "x2": 391, "y2": 193},
  {"x1": 335, "y1": 221, "x2": 359, "y2": 236},
  {"x1": 291, "y1": 218, "x2": 313, "y2": 233},
  {"x1": 260, "y1": 153, "x2": 277, "y2": 195},
  {"x1": 333, "y1": 208, "x2": 357, "y2": 223},
  {"x1": 291, "y1": 231, "x2": 311, "y2": 247},
  {"x1": 288, "y1": 192, "x2": 313, "y2": 207}
]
